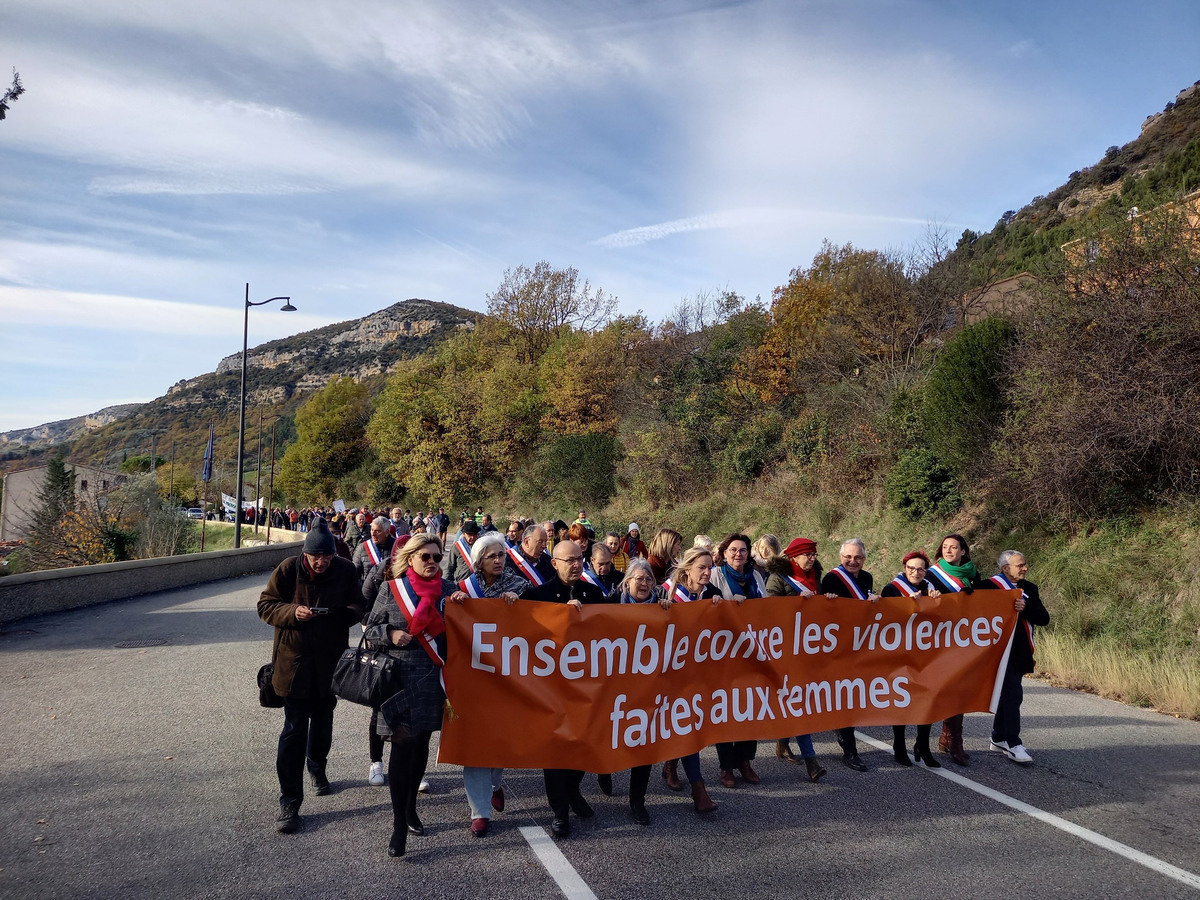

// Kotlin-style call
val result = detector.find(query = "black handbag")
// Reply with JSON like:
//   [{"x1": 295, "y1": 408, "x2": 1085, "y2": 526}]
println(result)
[
  {"x1": 331, "y1": 632, "x2": 402, "y2": 707},
  {"x1": 257, "y1": 663, "x2": 284, "y2": 708}
]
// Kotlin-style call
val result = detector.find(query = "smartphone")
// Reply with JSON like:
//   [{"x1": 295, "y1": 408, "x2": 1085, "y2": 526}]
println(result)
[{"x1": 309, "y1": 607, "x2": 330, "y2": 615}]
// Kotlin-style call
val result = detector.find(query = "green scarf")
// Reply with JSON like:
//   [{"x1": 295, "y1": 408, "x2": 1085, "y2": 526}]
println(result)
[{"x1": 936, "y1": 558, "x2": 979, "y2": 584}]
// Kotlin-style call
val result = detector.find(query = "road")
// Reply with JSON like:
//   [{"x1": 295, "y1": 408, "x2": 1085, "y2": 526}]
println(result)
[{"x1": 0, "y1": 574, "x2": 1197, "y2": 899}]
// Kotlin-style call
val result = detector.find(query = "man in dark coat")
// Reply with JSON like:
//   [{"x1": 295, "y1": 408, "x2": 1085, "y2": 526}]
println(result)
[
  {"x1": 258, "y1": 518, "x2": 363, "y2": 833},
  {"x1": 530, "y1": 540, "x2": 609, "y2": 837},
  {"x1": 505, "y1": 524, "x2": 555, "y2": 585},
  {"x1": 353, "y1": 516, "x2": 396, "y2": 582},
  {"x1": 445, "y1": 519, "x2": 480, "y2": 583}
]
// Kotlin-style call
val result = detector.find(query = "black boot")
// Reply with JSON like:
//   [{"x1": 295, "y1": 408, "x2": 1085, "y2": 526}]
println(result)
[{"x1": 893, "y1": 726, "x2": 912, "y2": 767}]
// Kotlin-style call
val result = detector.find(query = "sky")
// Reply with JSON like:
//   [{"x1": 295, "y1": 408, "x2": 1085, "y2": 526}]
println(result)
[{"x1": 2, "y1": 0, "x2": 1198, "y2": 432}]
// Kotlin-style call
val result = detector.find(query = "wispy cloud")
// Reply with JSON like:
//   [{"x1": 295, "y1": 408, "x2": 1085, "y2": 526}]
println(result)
[{"x1": 594, "y1": 208, "x2": 956, "y2": 248}]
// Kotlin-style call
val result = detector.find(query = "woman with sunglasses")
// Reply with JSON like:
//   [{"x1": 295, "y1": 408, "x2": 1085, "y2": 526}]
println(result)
[
  {"x1": 880, "y1": 550, "x2": 943, "y2": 768},
  {"x1": 363, "y1": 533, "x2": 466, "y2": 858},
  {"x1": 447, "y1": 533, "x2": 535, "y2": 837}
]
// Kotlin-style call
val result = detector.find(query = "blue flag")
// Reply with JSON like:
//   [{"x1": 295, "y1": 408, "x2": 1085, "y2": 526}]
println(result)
[{"x1": 202, "y1": 424, "x2": 214, "y2": 483}]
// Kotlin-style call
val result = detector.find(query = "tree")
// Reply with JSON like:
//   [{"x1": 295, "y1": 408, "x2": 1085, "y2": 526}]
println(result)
[
  {"x1": 486, "y1": 261, "x2": 617, "y2": 363},
  {"x1": 20, "y1": 452, "x2": 77, "y2": 569},
  {"x1": 277, "y1": 377, "x2": 371, "y2": 502},
  {"x1": 0, "y1": 69, "x2": 23, "y2": 121}
]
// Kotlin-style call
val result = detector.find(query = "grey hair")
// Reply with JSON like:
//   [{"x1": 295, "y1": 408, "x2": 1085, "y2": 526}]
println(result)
[
  {"x1": 997, "y1": 549, "x2": 1024, "y2": 570},
  {"x1": 840, "y1": 537, "x2": 867, "y2": 556},
  {"x1": 620, "y1": 558, "x2": 656, "y2": 593},
  {"x1": 471, "y1": 532, "x2": 508, "y2": 567},
  {"x1": 523, "y1": 524, "x2": 547, "y2": 542},
  {"x1": 370, "y1": 516, "x2": 392, "y2": 532}
]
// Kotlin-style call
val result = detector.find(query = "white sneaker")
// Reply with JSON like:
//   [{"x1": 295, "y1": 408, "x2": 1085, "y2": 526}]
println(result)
[
  {"x1": 990, "y1": 739, "x2": 1010, "y2": 754},
  {"x1": 418, "y1": 779, "x2": 430, "y2": 793},
  {"x1": 368, "y1": 761, "x2": 386, "y2": 786},
  {"x1": 1006, "y1": 744, "x2": 1033, "y2": 764}
]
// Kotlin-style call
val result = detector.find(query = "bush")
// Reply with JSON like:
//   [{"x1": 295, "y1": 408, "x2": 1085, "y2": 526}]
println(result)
[
  {"x1": 885, "y1": 448, "x2": 962, "y2": 520},
  {"x1": 522, "y1": 432, "x2": 621, "y2": 508}
]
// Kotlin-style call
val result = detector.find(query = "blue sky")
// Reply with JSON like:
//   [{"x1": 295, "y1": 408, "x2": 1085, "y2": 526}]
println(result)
[{"x1": 2, "y1": 0, "x2": 1198, "y2": 431}]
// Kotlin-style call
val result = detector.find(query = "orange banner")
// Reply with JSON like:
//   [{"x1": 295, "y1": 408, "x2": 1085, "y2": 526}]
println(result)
[{"x1": 439, "y1": 591, "x2": 1020, "y2": 771}]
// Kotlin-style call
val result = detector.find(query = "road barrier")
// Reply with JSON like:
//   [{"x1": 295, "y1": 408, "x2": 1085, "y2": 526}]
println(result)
[{"x1": 0, "y1": 544, "x2": 298, "y2": 625}]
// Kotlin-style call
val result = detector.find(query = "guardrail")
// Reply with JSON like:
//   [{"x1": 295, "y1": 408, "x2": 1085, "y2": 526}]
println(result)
[{"x1": 0, "y1": 543, "x2": 299, "y2": 625}]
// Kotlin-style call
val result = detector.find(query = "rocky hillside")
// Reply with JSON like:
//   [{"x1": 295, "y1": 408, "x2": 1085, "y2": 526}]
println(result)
[{"x1": 0, "y1": 404, "x2": 143, "y2": 449}]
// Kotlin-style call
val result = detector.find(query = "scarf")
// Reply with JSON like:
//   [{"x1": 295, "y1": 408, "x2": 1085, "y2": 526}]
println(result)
[
  {"x1": 789, "y1": 561, "x2": 819, "y2": 594},
  {"x1": 934, "y1": 558, "x2": 979, "y2": 587},
  {"x1": 720, "y1": 563, "x2": 761, "y2": 599},
  {"x1": 405, "y1": 568, "x2": 445, "y2": 638}
]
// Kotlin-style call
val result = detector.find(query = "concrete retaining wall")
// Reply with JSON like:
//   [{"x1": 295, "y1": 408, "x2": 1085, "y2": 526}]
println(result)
[{"x1": 0, "y1": 544, "x2": 299, "y2": 625}]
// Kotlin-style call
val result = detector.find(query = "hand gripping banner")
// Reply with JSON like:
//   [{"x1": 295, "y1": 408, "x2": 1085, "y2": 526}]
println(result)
[{"x1": 439, "y1": 591, "x2": 1021, "y2": 771}]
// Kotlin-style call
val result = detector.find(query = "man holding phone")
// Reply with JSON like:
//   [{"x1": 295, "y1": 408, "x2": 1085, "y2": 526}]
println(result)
[{"x1": 258, "y1": 518, "x2": 363, "y2": 834}]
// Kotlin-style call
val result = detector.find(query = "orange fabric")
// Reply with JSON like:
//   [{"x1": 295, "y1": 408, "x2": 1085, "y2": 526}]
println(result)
[{"x1": 439, "y1": 591, "x2": 1021, "y2": 770}]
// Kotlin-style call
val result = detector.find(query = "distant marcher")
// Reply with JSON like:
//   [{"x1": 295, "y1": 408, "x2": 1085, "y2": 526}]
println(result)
[
  {"x1": 623, "y1": 524, "x2": 648, "y2": 560},
  {"x1": 603, "y1": 532, "x2": 629, "y2": 573},
  {"x1": 646, "y1": 528, "x2": 683, "y2": 583}
]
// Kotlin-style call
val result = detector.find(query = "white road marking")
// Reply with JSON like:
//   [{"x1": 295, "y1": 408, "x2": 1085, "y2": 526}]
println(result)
[
  {"x1": 855, "y1": 731, "x2": 1200, "y2": 891},
  {"x1": 520, "y1": 825, "x2": 599, "y2": 900}
]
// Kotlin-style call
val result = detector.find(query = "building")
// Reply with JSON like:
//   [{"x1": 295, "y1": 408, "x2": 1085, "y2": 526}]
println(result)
[{"x1": 0, "y1": 464, "x2": 125, "y2": 542}]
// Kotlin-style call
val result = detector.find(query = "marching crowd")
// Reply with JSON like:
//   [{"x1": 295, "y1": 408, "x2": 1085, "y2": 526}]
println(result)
[{"x1": 258, "y1": 506, "x2": 1048, "y2": 858}]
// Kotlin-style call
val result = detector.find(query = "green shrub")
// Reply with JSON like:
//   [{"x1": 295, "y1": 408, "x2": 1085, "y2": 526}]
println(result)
[{"x1": 885, "y1": 448, "x2": 962, "y2": 520}]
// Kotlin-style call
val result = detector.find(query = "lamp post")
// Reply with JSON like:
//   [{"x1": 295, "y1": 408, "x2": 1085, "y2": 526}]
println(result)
[{"x1": 235, "y1": 284, "x2": 295, "y2": 549}]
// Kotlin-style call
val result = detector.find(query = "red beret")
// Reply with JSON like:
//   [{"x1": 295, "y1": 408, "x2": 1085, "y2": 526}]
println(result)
[{"x1": 784, "y1": 537, "x2": 817, "y2": 557}]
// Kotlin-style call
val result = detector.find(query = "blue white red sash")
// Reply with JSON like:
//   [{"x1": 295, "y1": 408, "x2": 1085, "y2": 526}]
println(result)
[
  {"x1": 889, "y1": 575, "x2": 922, "y2": 597},
  {"x1": 784, "y1": 574, "x2": 814, "y2": 596},
  {"x1": 506, "y1": 546, "x2": 545, "y2": 585},
  {"x1": 830, "y1": 565, "x2": 869, "y2": 600},
  {"x1": 458, "y1": 574, "x2": 485, "y2": 598},
  {"x1": 929, "y1": 562, "x2": 966, "y2": 591},
  {"x1": 580, "y1": 564, "x2": 601, "y2": 588},
  {"x1": 663, "y1": 580, "x2": 693, "y2": 603},
  {"x1": 991, "y1": 573, "x2": 1035, "y2": 653},
  {"x1": 387, "y1": 575, "x2": 446, "y2": 670},
  {"x1": 364, "y1": 539, "x2": 383, "y2": 567},
  {"x1": 454, "y1": 535, "x2": 474, "y2": 572}
]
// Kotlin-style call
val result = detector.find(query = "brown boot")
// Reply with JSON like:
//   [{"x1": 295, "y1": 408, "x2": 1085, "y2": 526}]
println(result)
[
  {"x1": 737, "y1": 761, "x2": 760, "y2": 785},
  {"x1": 775, "y1": 739, "x2": 799, "y2": 763},
  {"x1": 661, "y1": 759, "x2": 682, "y2": 791},
  {"x1": 805, "y1": 756, "x2": 827, "y2": 782},
  {"x1": 946, "y1": 714, "x2": 970, "y2": 766},
  {"x1": 718, "y1": 768, "x2": 736, "y2": 788},
  {"x1": 938, "y1": 720, "x2": 954, "y2": 753},
  {"x1": 691, "y1": 780, "x2": 717, "y2": 814}
]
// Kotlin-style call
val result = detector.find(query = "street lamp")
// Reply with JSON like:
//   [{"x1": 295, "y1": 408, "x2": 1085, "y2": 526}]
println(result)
[{"x1": 235, "y1": 283, "x2": 295, "y2": 549}]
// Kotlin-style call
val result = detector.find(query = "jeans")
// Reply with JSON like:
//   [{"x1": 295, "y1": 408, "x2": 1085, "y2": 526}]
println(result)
[
  {"x1": 793, "y1": 734, "x2": 816, "y2": 758},
  {"x1": 277, "y1": 694, "x2": 336, "y2": 807},
  {"x1": 463, "y1": 767, "x2": 506, "y2": 819}
]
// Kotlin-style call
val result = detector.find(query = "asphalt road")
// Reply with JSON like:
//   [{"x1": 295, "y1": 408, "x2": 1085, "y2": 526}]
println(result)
[{"x1": 1, "y1": 575, "x2": 1197, "y2": 899}]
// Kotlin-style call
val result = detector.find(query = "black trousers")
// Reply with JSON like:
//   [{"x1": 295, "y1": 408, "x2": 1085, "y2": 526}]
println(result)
[
  {"x1": 716, "y1": 740, "x2": 758, "y2": 769},
  {"x1": 543, "y1": 769, "x2": 585, "y2": 819},
  {"x1": 628, "y1": 765, "x2": 652, "y2": 805},
  {"x1": 387, "y1": 730, "x2": 432, "y2": 839},
  {"x1": 836, "y1": 726, "x2": 858, "y2": 755},
  {"x1": 369, "y1": 708, "x2": 385, "y2": 764},
  {"x1": 991, "y1": 662, "x2": 1026, "y2": 746},
  {"x1": 277, "y1": 694, "x2": 336, "y2": 807}
]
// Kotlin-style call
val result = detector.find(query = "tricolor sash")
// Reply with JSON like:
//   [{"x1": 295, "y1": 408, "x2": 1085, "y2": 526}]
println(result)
[
  {"x1": 784, "y1": 575, "x2": 814, "y2": 596},
  {"x1": 580, "y1": 564, "x2": 601, "y2": 588},
  {"x1": 364, "y1": 538, "x2": 383, "y2": 567},
  {"x1": 663, "y1": 580, "x2": 694, "y2": 604},
  {"x1": 889, "y1": 575, "x2": 922, "y2": 597},
  {"x1": 387, "y1": 574, "x2": 447, "y2": 670},
  {"x1": 929, "y1": 562, "x2": 966, "y2": 592},
  {"x1": 830, "y1": 565, "x2": 869, "y2": 600},
  {"x1": 991, "y1": 573, "x2": 1035, "y2": 654},
  {"x1": 454, "y1": 535, "x2": 474, "y2": 572},
  {"x1": 506, "y1": 546, "x2": 545, "y2": 586},
  {"x1": 459, "y1": 574, "x2": 486, "y2": 598}
]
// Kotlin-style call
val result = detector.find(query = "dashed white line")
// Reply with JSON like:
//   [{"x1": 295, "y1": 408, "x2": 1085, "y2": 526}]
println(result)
[
  {"x1": 855, "y1": 731, "x2": 1200, "y2": 891},
  {"x1": 520, "y1": 825, "x2": 599, "y2": 900}
]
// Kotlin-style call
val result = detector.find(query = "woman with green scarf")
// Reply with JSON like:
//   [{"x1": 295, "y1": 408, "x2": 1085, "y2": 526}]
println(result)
[{"x1": 927, "y1": 533, "x2": 982, "y2": 765}]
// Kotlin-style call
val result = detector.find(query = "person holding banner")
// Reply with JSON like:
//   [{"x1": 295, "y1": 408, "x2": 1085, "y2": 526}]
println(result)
[
  {"x1": 447, "y1": 533, "x2": 534, "y2": 836},
  {"x1": 660, "y1": 547, "x2": 721, "y2": 814},
  {"x1": 709, "y1": 533, "x2": 767, "y2": 788},
  {"x1": 446, "y1": 519, "x2": 481, "y2": 583},
  {"x1": 880, "y1": 550, "x2": 943, "y2": 768},
  {"x1": 982, "y1": 551, "x2": 1049, "y2": 764},
  {"x1": 764, "y1": 536, "x2": 831, "y2": 782},
  {"x1": 927, "y1": 534, "x2": 982, "y2": 766},
  {"x1": 530, "y1": 540, "x2": 610, "y2": 838},
  {"x1": 821, "y1": 538, "x2": 878, "y2": 772},
  {"x1": 506, "y1": 524, "x2": 555, "y2": 586},
  {"x1": 363, "y1": 534, "x2": 464, "y2": 858}
]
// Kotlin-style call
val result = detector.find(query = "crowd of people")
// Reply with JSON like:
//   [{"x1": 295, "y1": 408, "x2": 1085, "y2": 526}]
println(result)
[{"x1": 258, "y1": 506, "x2": 1048, "y2": 857}]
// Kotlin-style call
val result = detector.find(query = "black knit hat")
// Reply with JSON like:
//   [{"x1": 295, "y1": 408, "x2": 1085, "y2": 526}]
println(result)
[{"x1": 304, "y1": 518, "x2": 336, "y2": 555}]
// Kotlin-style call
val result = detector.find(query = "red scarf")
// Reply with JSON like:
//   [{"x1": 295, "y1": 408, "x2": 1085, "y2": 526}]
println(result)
[
  {"x1": 790, "y1": 560, "x2": 819, "y2": 594},
  {"x1": 406, "y1": 568, "x2": 445, "y2": 638}
]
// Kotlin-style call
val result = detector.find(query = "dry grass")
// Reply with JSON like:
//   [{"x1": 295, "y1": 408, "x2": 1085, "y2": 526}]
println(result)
[{"x1": 1037, "y1": 631, "x2": 1200, "y2": 720}]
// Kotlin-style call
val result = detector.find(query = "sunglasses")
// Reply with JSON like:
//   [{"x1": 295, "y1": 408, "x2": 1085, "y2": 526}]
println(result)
[{"x1": 418, "y1": 552, "x2": 443, "y2": 563}]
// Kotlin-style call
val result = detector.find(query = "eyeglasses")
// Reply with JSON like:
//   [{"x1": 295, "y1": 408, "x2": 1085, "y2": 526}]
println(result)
[
  {"x1": 418, "y1": 552, "x2": 443, "y2": 563},
  {"x1": 555, "y1": 556, "x2": 584, "y2": 565},
  {"x1": 842, "y1": 554, "x2": 865, "y2": 561},
  {"x1": 482, "y1": 552, "x2": 505, "y2": 561},
  {"x1": 904, "y1": 564, "x2": 927, "y2": 572}
]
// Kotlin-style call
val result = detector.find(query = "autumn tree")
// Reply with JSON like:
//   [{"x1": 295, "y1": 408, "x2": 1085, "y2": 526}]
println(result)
[
  {"x1": 278, "y1": 377, "x2": 371, "y2": 502},
  {"x1": 486, "y1": 261, "x2": 617, "y2": 363}
]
